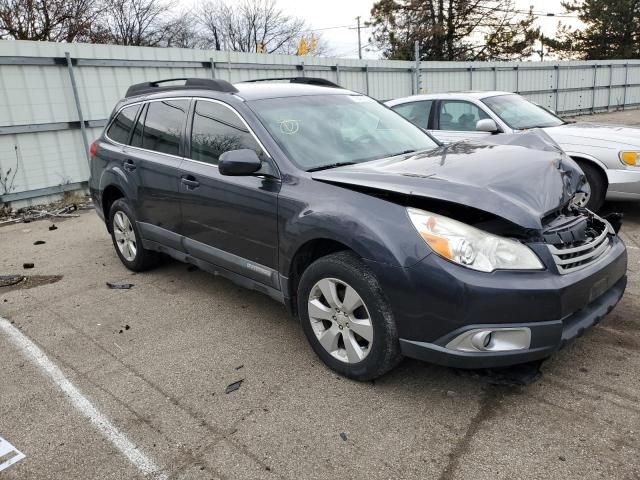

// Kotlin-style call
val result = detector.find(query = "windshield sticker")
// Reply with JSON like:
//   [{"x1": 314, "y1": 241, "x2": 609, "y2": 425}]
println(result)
[
  {"x1": 0, "y1": 436, "x2": 25, "y2": 473},
  {"x1": 279, "y1": 119, "x2": 300, "y2": 135}
]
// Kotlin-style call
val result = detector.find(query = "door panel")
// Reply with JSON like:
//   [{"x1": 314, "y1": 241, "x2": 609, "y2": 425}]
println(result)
[
  {"x1": 179, "y1": 99, "x2": 280, "y2": 286},
  {"x1": 180, "y1": 162, "x2": 280, "y2": 285},
  {"x1": 429, "y1": 130, "x2": 492, "y2": 144},
  {"x1": 132, "y1": 99, "x2": 189, "y2": 234}
]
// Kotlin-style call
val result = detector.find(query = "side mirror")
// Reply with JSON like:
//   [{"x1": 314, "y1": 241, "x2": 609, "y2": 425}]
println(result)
[
  {"x1": 219, "y1": 149, "x2": 262, "y2": 176},
  {"x1": 476, "y1": 119, "x2": 499, "y2": 133}
]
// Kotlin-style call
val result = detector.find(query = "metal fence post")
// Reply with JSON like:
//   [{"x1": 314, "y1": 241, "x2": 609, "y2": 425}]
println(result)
[
  {"x1": 607, "y1": 64, "x2": 613, "y2": 111},
  {"x1": 335, "y1": 64, "x2": 341, "y2": 85},
  {"x1": 493, "y1": 66, "x2": 497, "y2": 90},
  {"x1": 209, "y1": 57, "x2": 216, "y2": 79},
  {"x1": 365, "y1": 65, "x2": 370, "y2": 95},
  {"x1": 591, "y1": 64, "x2": 598, "y2": 113},
  {"x1": 300, "y1": 61, "x2": 305, "y2": 78},
  {"x1": 515, "y1": 65, "x2": 520, "y2": 93},
  {"x1": 469, "y1": 66, "x2": 473, "y2": 90},
  {"x1": 65, "y1": 52, "x2": 90, "y2": 166},
  {"x1": 623, "y1": 62, "x2": 629, "y2": 110},
  {"x1": 554, "y1": 64, "x2": 560, "y2": 113},
  {"x1": 414, "y1": 40, "x2": 420, "y2": 94}
]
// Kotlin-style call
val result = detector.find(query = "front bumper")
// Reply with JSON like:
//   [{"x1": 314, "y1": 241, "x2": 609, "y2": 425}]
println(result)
[
  {"x1": 365, "y1": 235, "x2": 627, "y2": 369},
  {"x1": 399, "y1": 275, "x2": 626, "y2": 368},
  {"x1": 606, "y1": 168, "x2": 640, "y2": 200}
]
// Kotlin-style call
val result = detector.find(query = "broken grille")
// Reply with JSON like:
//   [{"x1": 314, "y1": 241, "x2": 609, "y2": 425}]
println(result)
[{"x1": 547, "y1": 217, "x2": 612, "y2": 274}]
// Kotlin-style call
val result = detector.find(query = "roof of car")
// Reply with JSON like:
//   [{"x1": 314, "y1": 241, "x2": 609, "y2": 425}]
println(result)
[
  {"x1": 121, "y1": 77, "x2": 357, "y2": 105},
  {"x1": 385, "y1": 91, "x2": 513, "y2": 106}
]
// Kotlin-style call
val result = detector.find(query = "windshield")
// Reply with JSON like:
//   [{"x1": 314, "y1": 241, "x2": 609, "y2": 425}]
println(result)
[
  {"x1": 482, "y1": 94, "x2": 564, "y2": 130},
  {"x1": 248, "y1": 94, "x2": 438, "y2": 171}
]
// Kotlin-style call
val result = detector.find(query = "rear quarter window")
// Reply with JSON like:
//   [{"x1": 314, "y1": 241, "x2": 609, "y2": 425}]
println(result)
[{"x1": 106, "y1": 105, "x2": 139, "y2": 144}]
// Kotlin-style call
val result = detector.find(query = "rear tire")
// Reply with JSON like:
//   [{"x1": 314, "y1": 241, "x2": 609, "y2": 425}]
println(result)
[
  {"x1": 297, "y1": 251, "x2": 402, "y2": 381},
  {"x1": 108, "y1": 199, "x2": 159, "y2": 272},
  {"x1": 575, "y1": 160, "x2": 606, "y2": 211}
]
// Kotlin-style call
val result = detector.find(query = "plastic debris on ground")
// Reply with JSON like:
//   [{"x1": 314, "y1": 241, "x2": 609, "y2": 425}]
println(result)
[
  {"x1": 225, "y1": 379, "x2": 244, "y2": 394},
  {"x1": 106, "y1": 282, "x2": 134, "y2": 289}
]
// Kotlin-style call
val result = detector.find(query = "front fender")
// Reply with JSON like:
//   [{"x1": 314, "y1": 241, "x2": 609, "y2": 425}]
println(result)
[{"x1": 277, "y1": 179, "x2": 433, "y2": 277}]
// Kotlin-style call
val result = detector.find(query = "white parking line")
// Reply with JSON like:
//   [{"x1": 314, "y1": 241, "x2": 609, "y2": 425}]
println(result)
[
  {"x1": 0, "y1": 317, "x2": 167, "y2": 479},
  {"x1": 0, "y1": 436, "x2": 25, "y2": 472}
]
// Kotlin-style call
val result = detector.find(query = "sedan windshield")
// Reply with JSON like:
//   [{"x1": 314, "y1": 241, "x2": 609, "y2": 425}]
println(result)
[
  {"x1": 482, "y1": 94, "x2": 564, "y2": 130},
  {"x1": 248, "y1": 94, "x2": 438, "y2": 171}
]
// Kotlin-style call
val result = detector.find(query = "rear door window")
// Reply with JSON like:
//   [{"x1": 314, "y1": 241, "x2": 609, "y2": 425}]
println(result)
[
  {"x1": 392, "y1": 100, "x2": 432, "y2": 129},
  {"x1": 190, "y1": 100, "x2": 262, "y2": 165},
  {"x1": 106, "y1": 105, "x2": 139, "y2": 144},
  {"x1": 141, "y1": 100, "x2": 189, "y2": 156}
]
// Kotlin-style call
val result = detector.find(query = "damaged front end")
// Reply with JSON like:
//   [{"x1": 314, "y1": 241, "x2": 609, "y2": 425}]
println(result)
[{"x1": 313, "y1": 130, "x2": 623, "y2": 274}]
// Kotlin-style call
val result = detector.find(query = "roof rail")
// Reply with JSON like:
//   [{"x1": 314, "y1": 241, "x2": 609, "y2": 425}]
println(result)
[
  {"x1": 125, "y1": 78, "x2": 238, "y2": 98},
  {"x1": 239, "y1": 77, "x2": 342, "y2": 88}
]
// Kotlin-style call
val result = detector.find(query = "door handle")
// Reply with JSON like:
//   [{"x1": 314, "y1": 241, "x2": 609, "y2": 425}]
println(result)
[
  {"x1": 123, "y1": 159, "x2": 136, "y2": 172},
  {"x1": 181, "y1": 175, "x2": 200, "y2": 190}
]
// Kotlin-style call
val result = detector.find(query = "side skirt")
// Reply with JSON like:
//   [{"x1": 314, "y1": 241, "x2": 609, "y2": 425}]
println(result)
[{"x1": 141, "y1": 238, "x2": 285, "y2": 305}]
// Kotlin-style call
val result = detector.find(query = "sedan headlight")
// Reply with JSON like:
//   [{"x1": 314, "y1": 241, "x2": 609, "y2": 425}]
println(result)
[
  {"x1": 619, "y1": 151, "x2": 638, "y2": 166},
  {"x1": 407, "y1": 208, "x2": 544, "y2": 272}
]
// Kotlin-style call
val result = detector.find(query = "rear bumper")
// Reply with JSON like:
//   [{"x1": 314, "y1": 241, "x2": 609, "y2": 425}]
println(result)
[{"x1": 399, "y1": 275, "x2": 626, "y2": 368}]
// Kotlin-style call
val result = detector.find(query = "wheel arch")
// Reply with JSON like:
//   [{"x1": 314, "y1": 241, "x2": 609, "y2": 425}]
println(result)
[
  {"x1": 565, "y1": 152, "x2": 609, "y2": 188},
  {"x1": 285, "y1": 237, "x2": 355, "y2": 317}
]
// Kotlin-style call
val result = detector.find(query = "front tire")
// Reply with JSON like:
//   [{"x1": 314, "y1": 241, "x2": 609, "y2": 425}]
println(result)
[
  {"x1": 108, "y1": 199, "x2": 159, "y2": 272},
  {"x1": 297, "y1": 251, "x2": 402, "y2": 381},
  {"x1": 574, "y1": 160, "x2": 606, "y2": 211}
]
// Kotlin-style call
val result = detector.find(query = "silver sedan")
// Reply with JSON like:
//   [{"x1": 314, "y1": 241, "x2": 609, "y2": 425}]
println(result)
[{"x1": 386, "y1": 91, "x2": 640, "y2": 210}]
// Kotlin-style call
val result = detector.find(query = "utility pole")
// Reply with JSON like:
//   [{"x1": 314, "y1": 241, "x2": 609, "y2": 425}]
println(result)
[{"x1": 356, "y1": 16, "x2": 362, "y2": 59}]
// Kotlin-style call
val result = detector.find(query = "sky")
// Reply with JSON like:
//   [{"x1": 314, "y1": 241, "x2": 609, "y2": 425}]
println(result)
[{"x1": 272, "y1": 0, "x2": 584, "y2": 59}]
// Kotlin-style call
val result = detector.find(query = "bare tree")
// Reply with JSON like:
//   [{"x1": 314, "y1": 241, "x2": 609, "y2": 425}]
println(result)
[
  {"x1": 196, "y1": 0, "x2": 327, "y2": 55},
  {"x1": 160, "y1": 11, "x2": 206, "y2": 48},
  {"x1": 0, "y1": 0, "x2": 102, "y2": 41},
  {"x1": 100, "y1": 0, "x2": 175, "y2": 46}
]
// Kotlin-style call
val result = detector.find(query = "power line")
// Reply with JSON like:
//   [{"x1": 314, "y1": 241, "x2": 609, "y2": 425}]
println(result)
[{"x1": 309, "y1": 24, "x2": 355, "y2": 32}]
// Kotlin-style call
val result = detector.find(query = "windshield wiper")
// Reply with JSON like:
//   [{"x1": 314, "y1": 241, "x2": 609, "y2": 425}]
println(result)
[
  {"x1": 388, "y1": 149, "x2": 417, "y2": 157},
  {"x1": 307, "y1": 162, "x2": 357, "y2": 172}
]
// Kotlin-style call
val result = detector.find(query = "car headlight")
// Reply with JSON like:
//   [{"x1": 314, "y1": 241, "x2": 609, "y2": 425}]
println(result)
[
  {"x1": 407, "y1": 208, "x2": 544, "y2": 272},
  {"x1": 620, "y1": 151, "x2": 638, "y2": 166}
]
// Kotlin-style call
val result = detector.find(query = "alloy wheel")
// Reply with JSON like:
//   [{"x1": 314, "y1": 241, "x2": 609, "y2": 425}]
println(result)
[
  {"x1": 113, "y1": 211, "x2": 137, "y2": 262},
  {"x1": 307, "y1": 278, "x2": 373, "y2": 364}
]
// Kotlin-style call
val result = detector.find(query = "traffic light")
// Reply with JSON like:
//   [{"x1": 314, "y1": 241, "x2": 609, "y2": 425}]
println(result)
[{"x1": 256, "y1": 42, "x2": 264, "y2": 53}]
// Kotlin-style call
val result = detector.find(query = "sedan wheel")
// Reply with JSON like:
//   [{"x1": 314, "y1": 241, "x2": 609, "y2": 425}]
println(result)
[
  {"x1": 113, "y1": 210, "x2": 137, "y2": 261},
  {"x1": 572, "y1": 178, "x2": 592, "y2": 208},
  {"x1": 307, "y1": 277, "x2": 373, "y2": 364}
]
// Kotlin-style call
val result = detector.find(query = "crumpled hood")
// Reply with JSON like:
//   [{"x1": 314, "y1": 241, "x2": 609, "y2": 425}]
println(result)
[
  {"x1": 545, "y1": 123, "x2": 640, "y2": 149},
  {"x1": 312, "y1": 130, "x2": 584, "y2": 230}
]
